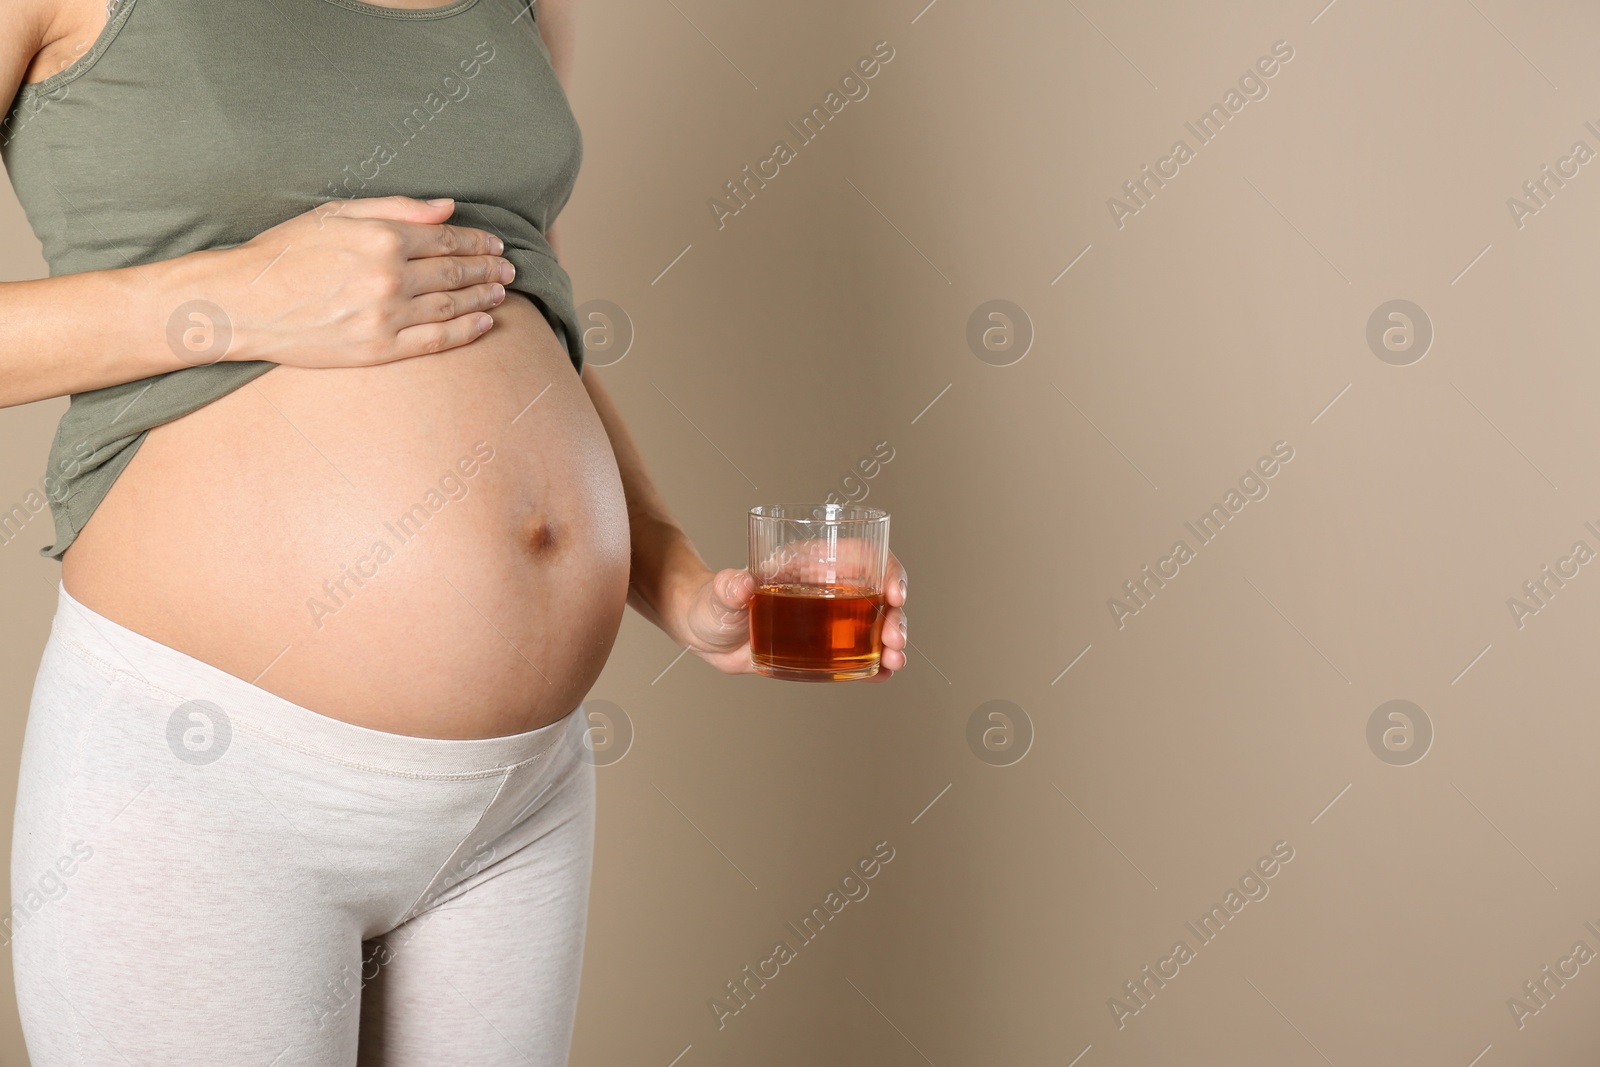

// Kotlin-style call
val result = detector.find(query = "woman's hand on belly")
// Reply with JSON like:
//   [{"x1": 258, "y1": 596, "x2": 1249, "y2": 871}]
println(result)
[{"x1": 193, "y1": 195, "x2": 519, "y2": 369}]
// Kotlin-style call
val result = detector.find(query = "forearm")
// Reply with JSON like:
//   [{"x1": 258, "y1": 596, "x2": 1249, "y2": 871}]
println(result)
[
  {"x1": 582, "y1": 370, "x2": 712, "y2": 642},
  {"x1": 0, "y1": 250, "x2": 230, "y2": 407}
]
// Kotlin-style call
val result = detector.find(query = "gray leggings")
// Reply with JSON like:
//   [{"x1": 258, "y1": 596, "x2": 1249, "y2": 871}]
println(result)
[{"x1": 12, "y1": 582, "x2": 595, "y2": 1066}]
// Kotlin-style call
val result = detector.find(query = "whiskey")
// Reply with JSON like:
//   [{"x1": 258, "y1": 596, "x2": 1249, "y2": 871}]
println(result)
[{"x1": 749, "y1": 583, "x2": 886, "y2": 680}]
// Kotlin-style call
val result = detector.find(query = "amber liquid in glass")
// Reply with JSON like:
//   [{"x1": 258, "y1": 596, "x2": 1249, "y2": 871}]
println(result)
[{"x1": 749, "y1": 583, "x2": 886, "y2": 680}]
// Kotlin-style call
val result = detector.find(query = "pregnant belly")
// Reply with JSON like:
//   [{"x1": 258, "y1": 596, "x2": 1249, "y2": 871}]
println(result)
[{"x1": 62, "y1": 292, "x2": 632, "y2": 739}]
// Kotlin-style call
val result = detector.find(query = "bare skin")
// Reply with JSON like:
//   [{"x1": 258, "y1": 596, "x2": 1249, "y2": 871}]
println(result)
[{"x1": 5, "y1": 0, "x2": 909, "y2": 741}]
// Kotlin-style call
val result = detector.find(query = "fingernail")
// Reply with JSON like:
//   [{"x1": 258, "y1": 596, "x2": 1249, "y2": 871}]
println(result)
[
  {"x1": 898, "y1": 576, "x2": 907, "y2": 600},
  {"x1": 490, "y1": 283, "x2": 505, "y2": 303},
  {"x1": 427, "y1": 197, "x2": 453, "y2": 206},
  {"x1": 500, "y1": 260, "x2": 516, "y2": 282},
  {"x1": 491, "y1": 236, "x2": 506, "y2": 254},
  {"x1": 475, "y1": 314, "x2": 493, "y2": 333},
  {"x1": 899, "y1": 615, "x2": 907, "y2": 636}
]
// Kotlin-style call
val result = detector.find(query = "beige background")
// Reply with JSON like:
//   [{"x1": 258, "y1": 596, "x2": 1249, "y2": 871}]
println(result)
[{"x1": 6, "y1": 0, "x2": 1600, "y2": 1063}]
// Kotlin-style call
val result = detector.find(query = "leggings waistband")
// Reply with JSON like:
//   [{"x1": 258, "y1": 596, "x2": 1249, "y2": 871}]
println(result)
[{"x1": 47, "y1": 581, "x2": 581, "y2": 780}]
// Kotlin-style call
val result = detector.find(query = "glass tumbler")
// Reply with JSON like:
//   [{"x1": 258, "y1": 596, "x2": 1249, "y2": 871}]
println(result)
[{"x1": 748, "y1": 503, "x2": 891, "y2": 681}]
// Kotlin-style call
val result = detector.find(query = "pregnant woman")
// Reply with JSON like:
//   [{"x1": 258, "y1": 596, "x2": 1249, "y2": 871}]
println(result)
[{"x1": 0, "y1": 0, "x2": 907, "y2": 1063}]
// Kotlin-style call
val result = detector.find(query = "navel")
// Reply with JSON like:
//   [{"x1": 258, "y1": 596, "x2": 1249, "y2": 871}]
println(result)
[{"x1": 521, "y1": 515, "x2": 559, "y2": 553}]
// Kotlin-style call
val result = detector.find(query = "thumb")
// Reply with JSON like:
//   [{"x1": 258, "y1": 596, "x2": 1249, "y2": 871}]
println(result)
[
  {"x1": 713, "y1": 569, "x2": 756, "y2": 612},
  {"x1": 691, "y1": 569, "x2": 756, "y2": 648}
]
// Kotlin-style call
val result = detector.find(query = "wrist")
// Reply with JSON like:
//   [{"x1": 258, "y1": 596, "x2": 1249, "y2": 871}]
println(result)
[
  {"x1": 663, "y1": 554, "x2": 716, "y2": 644},
  {"x1": 156, "y1": 246, "x2": 255, "y2": 365},
  {"x1": 630, "y1": 516, "x2": 713, "y2": 642}
]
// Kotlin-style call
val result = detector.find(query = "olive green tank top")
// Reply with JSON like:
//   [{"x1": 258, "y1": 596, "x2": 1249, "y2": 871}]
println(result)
[{"x1": 0, "y1": 0, "x2": 585, "y2": 560}]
